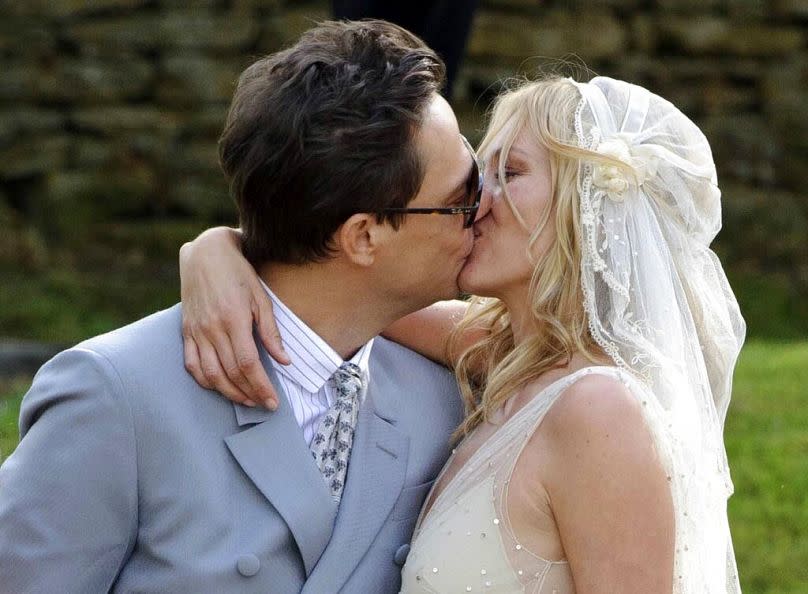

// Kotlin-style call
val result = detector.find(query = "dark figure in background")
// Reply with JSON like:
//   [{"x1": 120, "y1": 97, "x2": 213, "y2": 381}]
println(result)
[{"x1": 333, "y1": 0, "x2": 479, "y2": 98}]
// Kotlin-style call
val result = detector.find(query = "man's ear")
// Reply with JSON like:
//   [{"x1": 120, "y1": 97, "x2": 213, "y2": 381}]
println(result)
[{"x1": 336, "y1": 213, "x2": 392, "y2": 267}]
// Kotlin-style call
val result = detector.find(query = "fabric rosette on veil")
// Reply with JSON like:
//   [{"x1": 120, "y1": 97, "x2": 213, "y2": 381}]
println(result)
[{"x1": 569, "y1": 76, "x2": 745, "y2": 594}]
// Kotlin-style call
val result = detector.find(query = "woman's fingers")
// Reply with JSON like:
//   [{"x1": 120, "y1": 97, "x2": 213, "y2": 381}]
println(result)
[
  {"x1": 196, "y1": 333, "x2": 260, "y2": 408},
  {"x1": 178, "y1": 226, "x2": 284, "y2": 409},
  {"x1": 183, "y1": 329, "x2": 211, "y2": 389},
  {"x1": 253, "y1": 286, "x2": 290, "y2": 366},
  {"x1": 228, "y1": 317, "x2": 280, "y2": 410},
  {"x1": 209, "y1": 327, "x2": 260, "y2": 403}
]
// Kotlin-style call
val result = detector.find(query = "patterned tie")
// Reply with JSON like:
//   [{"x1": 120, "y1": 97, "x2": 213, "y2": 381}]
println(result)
[{"x1": 310, "y1": 361, "x2": 364, "y2": 502}]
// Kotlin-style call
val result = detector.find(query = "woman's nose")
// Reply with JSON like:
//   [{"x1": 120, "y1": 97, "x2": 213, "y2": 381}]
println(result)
[{"x1": 474, "y1": 185, "x2": 494, "y2": 222}]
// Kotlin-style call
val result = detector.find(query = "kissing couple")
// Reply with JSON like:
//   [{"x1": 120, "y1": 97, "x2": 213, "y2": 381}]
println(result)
[{"x1": 0, "y1": 19, "x2": 744, "y2": 594}]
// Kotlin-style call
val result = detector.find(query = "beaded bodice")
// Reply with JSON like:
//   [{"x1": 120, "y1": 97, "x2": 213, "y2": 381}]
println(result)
[{"x1": 400, "y1": 367, "x2": 634, "y2": 593}]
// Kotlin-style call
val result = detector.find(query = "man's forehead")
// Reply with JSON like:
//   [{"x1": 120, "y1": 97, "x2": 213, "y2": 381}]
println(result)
[{"x1": 417, "y1": 94, "x2": 460, "y2": 147}]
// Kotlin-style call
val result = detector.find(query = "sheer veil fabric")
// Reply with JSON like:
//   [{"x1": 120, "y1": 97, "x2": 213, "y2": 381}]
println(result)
[
  {"x1": 570, "y1": 77, "x2": 744, "y2": 592},
  {"x1": 401, "y1": 77, "x2": 744, "y2": 593}
]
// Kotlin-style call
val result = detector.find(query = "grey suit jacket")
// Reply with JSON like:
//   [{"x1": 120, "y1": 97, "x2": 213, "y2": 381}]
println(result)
[{"x1": 0, "y1": 304, "x2": 462, "y2": 593}]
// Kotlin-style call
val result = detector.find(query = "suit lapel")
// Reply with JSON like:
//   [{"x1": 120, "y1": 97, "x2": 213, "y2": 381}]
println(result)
[
  {"x1": 302, "y1": 377, "x2": 409, "y2": 593},
  {"x1": 224, "y1": 360, "x2": 337, "y2": 576}
]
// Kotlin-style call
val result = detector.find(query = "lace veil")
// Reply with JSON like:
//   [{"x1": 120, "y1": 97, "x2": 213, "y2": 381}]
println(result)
[{"x1": 569, "y1": 77, "x2": 745, "y2": 592}]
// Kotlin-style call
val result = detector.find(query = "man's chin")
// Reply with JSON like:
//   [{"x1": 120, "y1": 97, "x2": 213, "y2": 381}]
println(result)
[
  {"x1": 440, "y1": 284, "x2": 464, "y2": 302},
  {"x1": 457, "y1": 266, "x2": 474, "y2": 295}
]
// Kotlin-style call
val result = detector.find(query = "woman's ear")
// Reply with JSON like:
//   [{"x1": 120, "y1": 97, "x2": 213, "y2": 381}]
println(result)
[{"x1": 336, "y1": 213, "x2": 391, "y2": 267}]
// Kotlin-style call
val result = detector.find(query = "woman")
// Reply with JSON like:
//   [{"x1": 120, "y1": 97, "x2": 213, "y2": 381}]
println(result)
[{"x1": 180, "y1": 76, "x2": 744, "y2": 592}]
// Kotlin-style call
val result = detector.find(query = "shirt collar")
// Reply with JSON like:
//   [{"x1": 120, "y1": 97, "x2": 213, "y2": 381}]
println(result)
[{"x1": 261, "y1": 281, "x2": 374, "y2": 393}]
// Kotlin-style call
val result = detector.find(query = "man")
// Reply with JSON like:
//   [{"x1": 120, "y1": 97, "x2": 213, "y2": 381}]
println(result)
[{"x1": 0, "y1": 20, "x2": 483, "y2": 593}]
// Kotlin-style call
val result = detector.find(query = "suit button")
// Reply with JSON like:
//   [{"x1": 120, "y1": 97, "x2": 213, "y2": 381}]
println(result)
[
  {"x1": 237, "y1": 553, "x2": 261, "y2": 577},
  {"x1": 394, "y1": 544, "x2": 411, "y2": 566}
]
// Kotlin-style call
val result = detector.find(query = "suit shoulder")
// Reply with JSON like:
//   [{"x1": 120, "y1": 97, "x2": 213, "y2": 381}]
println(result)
[
  {"x1": 74, "y1": 304, "x2": 184, "y2": 365},
  {"x1": 33, "y1": 303, "x2": 223, "y2": 428},
  {"x1": 39, "y1": 304, "x2": 192, "y2": 408},
  {"x1": 369, "y1": 337, "x2": 460, "y2": 420},
  {"x1": 370, "y1": 337, "x2": 454, "y2": 382},
  {"x1": 25, "y1": 304, "x2": 181, "y2": 398}
]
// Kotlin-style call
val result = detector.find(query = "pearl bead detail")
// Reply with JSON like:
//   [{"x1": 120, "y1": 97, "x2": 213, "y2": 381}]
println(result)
[{"x1": 400, "y1": 402, "x2": 584, "y2": 591}]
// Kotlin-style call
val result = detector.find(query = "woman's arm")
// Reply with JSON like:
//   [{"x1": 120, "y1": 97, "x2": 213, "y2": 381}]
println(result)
[
  {"x1": 180, "y1": 226, "x2": 288, "y2": 410},
  {"x1": 538, "y1": 375, "x2": 675, "y2": 593},
  {"x1": 179, "y1": 228, "x2": 488, "y2": 406},
  {"x1": 382, "y1": 300, "x2": 489, "y2": 368}
]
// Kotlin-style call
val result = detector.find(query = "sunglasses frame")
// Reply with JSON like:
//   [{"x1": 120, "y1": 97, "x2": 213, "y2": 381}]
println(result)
[{"x1": 377, "y1": 136, "x2": 483, "y2": 229}]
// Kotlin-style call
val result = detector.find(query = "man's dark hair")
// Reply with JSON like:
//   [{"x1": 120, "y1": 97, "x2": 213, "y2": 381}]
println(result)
[{"x1": 219, "y1": 19, "x2": 447, "y2": 265}]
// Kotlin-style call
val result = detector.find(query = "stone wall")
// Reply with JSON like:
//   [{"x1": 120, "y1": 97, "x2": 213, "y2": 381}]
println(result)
[
  {"x1": 463, "y1": 0, "x2": 808, "y2": 308},
  {"x1": 1, "y1": 0, "x2": 806, "y2": 335}
]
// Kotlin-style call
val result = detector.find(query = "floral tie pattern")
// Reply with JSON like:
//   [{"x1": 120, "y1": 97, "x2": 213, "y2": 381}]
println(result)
[{"x1": 310, "y1": 362, "x2": 363, "y2": 502}]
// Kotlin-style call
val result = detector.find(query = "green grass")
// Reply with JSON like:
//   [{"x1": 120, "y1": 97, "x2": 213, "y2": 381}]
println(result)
[
  {"x1": 0, "y1": 340, "x2": 806, "y2": 591},
  {"x1": 0, "y1": 267, "x2": 179, "y2": 344},
  {"x1": 727, "y1": 271, "x2": 808, "y2": 340},
  {"x1": 0, "y1": 219, "x2": 205, "y2": 343},
  {"x1": 724, "y1": 341, "x2": 808, "y2": 593}
]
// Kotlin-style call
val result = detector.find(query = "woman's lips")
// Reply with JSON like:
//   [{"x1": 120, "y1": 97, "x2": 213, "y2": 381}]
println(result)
[{"x1": 465, "y1": 235, "x2": 483, "y2": 261}]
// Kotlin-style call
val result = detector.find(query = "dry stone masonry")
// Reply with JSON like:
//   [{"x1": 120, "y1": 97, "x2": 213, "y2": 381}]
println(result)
[{"x1": 1, "y1": 0, "x2": 806, "y2": 332}]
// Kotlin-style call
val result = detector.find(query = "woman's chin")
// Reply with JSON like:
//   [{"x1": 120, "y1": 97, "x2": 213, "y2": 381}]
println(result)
[{"x1": 458, "y1": 261, "x2": 488, "y2": 295}]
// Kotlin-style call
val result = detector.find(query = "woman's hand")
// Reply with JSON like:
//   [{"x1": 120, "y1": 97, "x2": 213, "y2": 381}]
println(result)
[{"x1": 179, "y1": 227, "x2": 290, "y2": 409}]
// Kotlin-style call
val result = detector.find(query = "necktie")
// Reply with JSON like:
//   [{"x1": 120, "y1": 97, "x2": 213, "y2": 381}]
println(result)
[{"x1": 310, "y1": 361, "x2": 363, "y2": 502}]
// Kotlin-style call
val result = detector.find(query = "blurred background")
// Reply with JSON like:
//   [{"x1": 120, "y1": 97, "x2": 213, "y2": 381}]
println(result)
[{"x1": 0, "y1": 1, "x2": 805, "y2": 591}]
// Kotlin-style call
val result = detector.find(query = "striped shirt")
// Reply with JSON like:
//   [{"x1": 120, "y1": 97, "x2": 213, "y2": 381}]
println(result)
[{"x1": 262, "y1": 283, "x2": 374, "y2": 446}]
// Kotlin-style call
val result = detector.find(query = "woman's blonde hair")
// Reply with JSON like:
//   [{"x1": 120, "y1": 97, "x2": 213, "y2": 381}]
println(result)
[{"x1": 450, "y1": 76, "x2": 628, "y2": 439}]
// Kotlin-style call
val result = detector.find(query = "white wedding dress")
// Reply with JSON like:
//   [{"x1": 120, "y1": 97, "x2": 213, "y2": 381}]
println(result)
[
  {"x1": 401, "y1": 366, "x2": 641, "y2": 594},
  {"x1": 401, "y1": 76, "x2": 745, "y2": 593}
]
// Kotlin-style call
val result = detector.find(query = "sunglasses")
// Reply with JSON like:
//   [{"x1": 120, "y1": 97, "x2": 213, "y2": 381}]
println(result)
[{"x1": 378, "y1": 136, "x2": 483, "y2": 228}]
